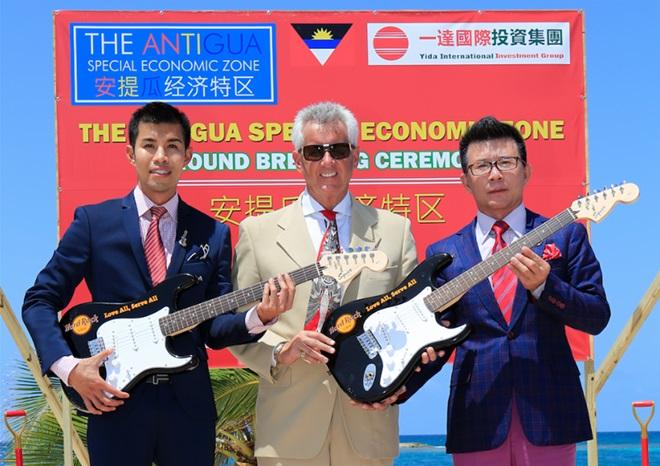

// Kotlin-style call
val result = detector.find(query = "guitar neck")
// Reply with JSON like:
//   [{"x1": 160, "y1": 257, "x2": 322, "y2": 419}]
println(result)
[
  {"x1": 159, "y1": 263, "x2": 322, "y2": 336},
  {"x1": 424, "y1": 208, "x2": 577, "y2": 312}
]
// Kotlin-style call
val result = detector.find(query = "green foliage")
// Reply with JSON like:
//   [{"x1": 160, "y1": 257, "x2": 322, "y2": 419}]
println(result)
[
  {"x1": 2, "y1": 363, "x2": 259, "y2": 466},
  {"x1": 210, "y1": 368, "x2": 259, "y2": 466},
  {"x1": 2, "y1": 362, "x2": 87, "y2": 466}
]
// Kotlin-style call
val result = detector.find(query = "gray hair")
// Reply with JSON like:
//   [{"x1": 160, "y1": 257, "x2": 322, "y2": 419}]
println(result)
[{"x1": 291, "y1": 101, "x2": 359, "y2": 150}]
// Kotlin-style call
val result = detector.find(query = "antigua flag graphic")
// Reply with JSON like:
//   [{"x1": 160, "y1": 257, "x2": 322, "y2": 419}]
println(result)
[{"x1": 292, "y1": 24, "x2": 352, "y2": 65}]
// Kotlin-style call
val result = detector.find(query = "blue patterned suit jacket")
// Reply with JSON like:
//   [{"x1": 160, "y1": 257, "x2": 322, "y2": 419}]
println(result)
[
  {"x1": 405, "y1": 209, "x2": 610, "y2": 453},
  {"x1": 22, "y1": 192, "x2": 258, "y2": 423}
]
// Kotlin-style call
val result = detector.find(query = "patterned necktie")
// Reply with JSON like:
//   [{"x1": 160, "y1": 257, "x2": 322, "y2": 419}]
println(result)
[
  {"x1": 491, "y1": 220, "x2": 517, "y2": 324},
  {"x1": 145, "y1": 206, "x2": 168, "y2": 286},
  {"x1": 304, "y1": 209, "x2": 341, "y2": 331}
]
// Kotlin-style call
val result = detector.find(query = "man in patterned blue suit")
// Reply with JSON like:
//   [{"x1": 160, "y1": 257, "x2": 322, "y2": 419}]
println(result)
[
  {"x1": 22, "y1": 102, "x2": 295, "y2": 466},
  {"x1": 406, "y1": 116, "x2": 610, "y2": 465}
]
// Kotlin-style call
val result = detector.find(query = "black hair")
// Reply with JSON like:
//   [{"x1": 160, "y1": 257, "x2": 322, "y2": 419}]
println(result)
[
  {"x1": 459, "y1": 116, "x2": 527, "y2": 173},
  {"x1": 128, "y1": 102, "x2": 191, "y2": 149}
]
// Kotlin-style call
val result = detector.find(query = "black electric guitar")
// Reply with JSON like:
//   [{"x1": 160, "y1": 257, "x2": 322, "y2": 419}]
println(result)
[
  {"x1": 59, "y1": 250, "x2": 388, "y2": 411},
  {"x1": 322, "y1": 183, "x2": 639, "y2": 403}
]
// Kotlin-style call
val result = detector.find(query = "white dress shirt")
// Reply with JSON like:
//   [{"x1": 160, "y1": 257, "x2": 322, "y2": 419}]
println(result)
[{"x1": 300, "y1": 189, "x2": 352, "y2": 254}]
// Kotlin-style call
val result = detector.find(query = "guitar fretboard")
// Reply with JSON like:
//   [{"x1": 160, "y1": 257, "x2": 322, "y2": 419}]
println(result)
[
  {"x1": 423, "y1": 208, "x2": 576, "y2": 312},
  {"x1": 159, "y1": 263, "x2": 322, "y2": 336}
]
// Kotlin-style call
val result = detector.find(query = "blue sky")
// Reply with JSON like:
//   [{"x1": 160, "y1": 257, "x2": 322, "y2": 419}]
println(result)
[{"x1": 1, "y1": 0, "x2": 658, "y2": 441}]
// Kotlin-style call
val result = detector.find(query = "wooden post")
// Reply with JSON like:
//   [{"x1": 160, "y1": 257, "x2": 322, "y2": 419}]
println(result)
[
  {"x1": 0, "y1": 288, "x2": 90, "y2": 466},
  {"x1": 62, "y1": 395, "x2": 74, "y2": 466},
  {"x1": 586, "y1": 273, "x2": 659, "y2": 466},
  {"x1": 595, "y1": 273, "x2": 659, "y2": 395},
  {"x1": 585, "y1": 357, "x2": 598, "y2": 466}
]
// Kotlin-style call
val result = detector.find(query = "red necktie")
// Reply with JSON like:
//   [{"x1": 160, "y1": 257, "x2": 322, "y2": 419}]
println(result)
[
  {"x1": 491, "y1": 220, "x2": 517, "y2": 324},
  {"x1": 145, "y1": 206, "x2": 168, "y2": 286},
  {"x1": 304, "y1": 209, "x2": 341, "y2": 331}
]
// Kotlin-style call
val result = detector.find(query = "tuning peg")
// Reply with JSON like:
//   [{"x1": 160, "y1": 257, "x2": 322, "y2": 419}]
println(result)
[
  {"x1": 355, "y1": 246, "x2": 363, "y2": 252},
  {"x1": 347, "y1": 247, "x2": 354, "y2": 253}
]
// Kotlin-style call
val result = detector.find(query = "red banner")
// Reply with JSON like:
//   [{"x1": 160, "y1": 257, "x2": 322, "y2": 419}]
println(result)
[{"x1": 54, "y1": 10, "x2": 590, "y2": 363}]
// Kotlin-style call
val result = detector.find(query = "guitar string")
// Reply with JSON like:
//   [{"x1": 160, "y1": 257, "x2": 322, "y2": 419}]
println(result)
[
  {"x1": 96, "y1": 264, "x2": 322, "y2": 349},
  {"x1": 159, "y1": 252, "x2": 382, "y2": 335},
  {"x1": 423, "y1": 209, "x2": 576, "y2": 312},
  {"x1": 89, "y1": 254, "x2": 381, "y2": 350}
]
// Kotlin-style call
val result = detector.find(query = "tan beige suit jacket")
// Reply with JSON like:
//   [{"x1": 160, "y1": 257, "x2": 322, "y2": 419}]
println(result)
[{"x1": 230, "y1": 197, "x2": 417, "y2": 460}]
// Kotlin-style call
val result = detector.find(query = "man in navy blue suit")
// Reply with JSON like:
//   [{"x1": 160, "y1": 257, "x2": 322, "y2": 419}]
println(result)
[
  {"x1": 406, "y1": 116, "x2": 610, "y2": 465},
  {"x1": 22, "y1": 102, "x2": 295, "y2": 466}
]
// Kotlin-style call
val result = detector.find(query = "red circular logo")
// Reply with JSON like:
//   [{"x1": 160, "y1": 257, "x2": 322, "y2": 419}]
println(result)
[{"x1": 373, "y1": 26, "x2": 409, "y2": 61}]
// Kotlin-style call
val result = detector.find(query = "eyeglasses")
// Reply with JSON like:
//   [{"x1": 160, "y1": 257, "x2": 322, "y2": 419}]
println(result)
[
  {"x1": 467, "y1": 156, "x2": 524, "y2": 176},
  {"x1": 300, "y1": 143, "x2": 353, "y2": 161}
]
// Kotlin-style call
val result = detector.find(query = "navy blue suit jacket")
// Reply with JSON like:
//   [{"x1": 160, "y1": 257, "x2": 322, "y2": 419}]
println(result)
[
  {"x1": 22, "y1": 192, "x2": 258, "y2": 422},
  {"x1": 406, "y1": 209, "x2": 610, "y2": 453}
]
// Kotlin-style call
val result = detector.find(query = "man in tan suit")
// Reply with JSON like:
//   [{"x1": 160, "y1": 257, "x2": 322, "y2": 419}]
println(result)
[{"x1": 230, "y1": 101, "x2": 418, "y2": 465}]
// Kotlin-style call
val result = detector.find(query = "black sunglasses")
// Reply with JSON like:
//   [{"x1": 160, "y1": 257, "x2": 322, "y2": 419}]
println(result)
[{"x1": 300, "y1": 143, "x2": 353, "y2": 161}]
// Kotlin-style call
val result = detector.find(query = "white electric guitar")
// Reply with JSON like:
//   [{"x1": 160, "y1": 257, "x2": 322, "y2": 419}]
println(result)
[{"x1": 59, "y1": 250, "x2": 388, "y2": 412}]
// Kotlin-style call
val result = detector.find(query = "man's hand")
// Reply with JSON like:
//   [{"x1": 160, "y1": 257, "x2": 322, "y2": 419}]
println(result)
[
  {"x1": 67, "y1": 348, "x2": 129, "y2": 415},
  {"x1": 350, "y1": 385, "x2": 407, "y2": 411},
  {"x1": 413, "y1": 319, "x2": 450, "y2": 373},
  {"x1": 414, "y1": 346, "x2": 446, "y2": 372},
  {"x1": 509, "y1": 246, "x2": 550, "y2": 291},
  {"x1": 276, "y1": 330, "x2": 335, "y2": 366},
  {"x1": 256, "y1": 273, "x2": 296, "y2": 323}
]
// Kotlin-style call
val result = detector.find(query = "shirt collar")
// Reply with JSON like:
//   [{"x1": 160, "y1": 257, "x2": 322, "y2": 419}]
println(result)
[
  {"x1": 300, "y1": 190, "x2": 352, "y2": 219},
  {"x1": 475, "y1": 203, "x2": 526, "y2": 245},
  {"x1": 133, "y1": 185, "x2": 179, "y2": 220}
]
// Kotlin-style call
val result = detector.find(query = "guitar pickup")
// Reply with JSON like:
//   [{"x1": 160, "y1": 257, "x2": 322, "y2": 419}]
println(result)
[
  {"x1": 357, "y1": 330, "x2": 381, "y2": 359},
  {"x1": 88, "y1": 337, "x2": 105, "y2": 356}
]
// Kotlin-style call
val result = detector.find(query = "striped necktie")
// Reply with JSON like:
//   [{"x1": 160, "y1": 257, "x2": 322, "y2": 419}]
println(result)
[
  {"x1": 145, "y1": 206, "x2": 168, "y2": 286},
  {"x1": 491, "y1": 220, "x2": 517, "y2": 324}
]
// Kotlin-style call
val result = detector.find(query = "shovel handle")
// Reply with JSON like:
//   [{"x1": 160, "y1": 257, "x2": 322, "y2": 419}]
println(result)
[
  {"x1": 4, "y1": 409, "x2": 28, "y2": 438},
  {"x1": 632, "y1": 402, "x2": 654, "y2": 466},
  {"x1": 4, "y1": 409, "x2": 28, "y2": 466},
  {"x1": 633, "y1": 401, "x2": 654, "y2": 408},
  {"x1": 632, "y1": 400, "x2": 655, "y2": 436}
]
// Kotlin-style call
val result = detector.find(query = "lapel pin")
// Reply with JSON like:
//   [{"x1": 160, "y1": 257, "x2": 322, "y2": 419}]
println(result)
[{"x1": 178, "y1": 230, "x2": 188, "y2": 247}]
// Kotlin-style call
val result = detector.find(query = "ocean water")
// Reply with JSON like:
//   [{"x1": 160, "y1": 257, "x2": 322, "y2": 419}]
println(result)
[
  {"x1": 396, "y1": 431, "x2": 660, "y2": 465},
  {"x1": 1, "y1": 432, "x2": 657, "y2": 464}
]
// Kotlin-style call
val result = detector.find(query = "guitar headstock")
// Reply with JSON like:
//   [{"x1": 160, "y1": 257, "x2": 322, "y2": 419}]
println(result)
[
  {"x1": 319, "y1": 250, "x2": 389, "y2": 284},
  {"x1": 570, "y1": 182, "x2": 639, "y2": 222}
]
